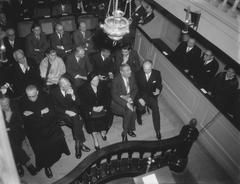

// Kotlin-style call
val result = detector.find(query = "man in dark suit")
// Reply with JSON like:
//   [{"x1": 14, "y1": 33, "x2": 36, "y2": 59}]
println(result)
[
  {"x1": 49, "y1": 23, "x2": 73, "y2": 60},
  {"x1": 51, "y1": 76, "x2": 90, "y2": 159},
  {"x1": 172, "y1": 37, "x2": 201, "y2": 75},
  {"x1": 66, "y1": 46, "x2": 92, "y2": 89},
  {"x1": 4, "y1": 28, "x2": 23, "y2": 65},
  {"x1": 135, "y1": 60, "x2": 162, "y2": 140},
  {"x1": 91, "y1": 48, "x2": 114, "y2": 80},
  {"x1": 72, "y1": 21, "x2": 92, "y2": 50},
  {"x1": 130, "y1": 0, "x2": 146, "y2": 29},
  {"x1": 11, "y1": 49, "x2": 43, "y2": 97},
  {"x1": 114, "y1": 45, "x2": 141, "y2": 74},
  {"x1": 25, "y1": 22, "x2": 49, "y2": 65},
  {"x1": 195, "y1": 50, "x2": 219, "y2": 89},
  {"x1": 140, "y1": 4, "x2": 154, "y2": 25},
  {"x1": 111, "y1": 64, "x2": 138, "y2": 142}
]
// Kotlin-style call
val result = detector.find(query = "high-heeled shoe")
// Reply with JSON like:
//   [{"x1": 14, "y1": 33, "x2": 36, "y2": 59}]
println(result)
[
  {"x1": 17, "y1": 164, "x2": 24, "y2": 177},
  {"x1": 45, "y1": 167, "x2": 53, "y2": 178},
  {"x1": 95, "y1": 145, "x2": 100, "y2": 151}
]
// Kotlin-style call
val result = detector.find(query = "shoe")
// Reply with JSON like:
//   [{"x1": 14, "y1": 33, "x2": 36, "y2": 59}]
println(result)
[
  {"x1": 75, "y1": 146, "x2": 82, "y2": 159},
  {"x1": 101, "y1": 133, "x2": 107, "y2": 141},
  {"x1": 156, "y1": 131, "x2": 161, "y2": 140},
  {"x1": 17, "y1": 164, "x2": 24, "y2": 177},
  {"x1": 121, "y1": 133, "x2": 128, "y2": 142},
  {"x1": 26, "y1": 164, "x2": 37, "y2": 176},
  {"x1": 45, "y1": 167, "x2": 53, "y2": 178},
  {"x1": 81, "y1": 144, "x2": 91, "y2": 152},
  {"x1": 127, "y1": 131, "x2": 136, "y2": 137},
  {"x1": 137, "y1": 116, "x2": 142, "y2": 125},
  {"x1": 95, "y1": 145, "x2": 100, "y2": 151}
]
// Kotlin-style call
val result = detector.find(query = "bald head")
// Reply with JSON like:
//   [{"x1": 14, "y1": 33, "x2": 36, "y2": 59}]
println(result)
[
  {"x1": 143, "y1": 60, "x2": 153, "y2": 75},
  {"x1": 187, "y1": 38, "x2": 196, "y2": 48},
  {"x1": 55, "y1": 24, "x2": 64, "y2": 35},
  {"x1": 59, "y1": 77, "x2": 71, "y2": 92},
  {"x1": 26, "y1": 85, "x2": 39, "y2": 102}
]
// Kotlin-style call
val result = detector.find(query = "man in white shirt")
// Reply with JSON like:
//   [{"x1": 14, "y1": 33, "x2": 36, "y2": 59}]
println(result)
[{"x1": 39, "y1": 49, "x2": 66, "y2": 87}]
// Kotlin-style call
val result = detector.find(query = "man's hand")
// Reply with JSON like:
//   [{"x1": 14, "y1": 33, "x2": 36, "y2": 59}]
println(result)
[
  {"x1": 57, "y1": 45, "x2": 64, "y2": 50},
  {"x1": 138, "y1": 98, "x2": 146, "y2": 106},
  {"x1": 153, "y1": 88, "x2": 160, "y2": 96},
  {"x1": 108, "y1": 72, "x2": 114, "y2": 79},
  {"x1": 65, "y1": 110, "x2": 76, "y2": 117},
  {"x1": 93, "y1": 106, "x2": 104, "y2": 112},
  {"x1": 207, "y1": 91, "x2": 212, "y2": 96},
  {"x1": 127, "y1": 103, "x2": 134, "y2": 111},
  {"x1": 75, "y1": 75, "x2": 87, "y2": 80},
  {"x1": 184, "y1": 69, "x2": 189, "y2": 73},
  {"x1": 23, "y1": 111, "x2": 34, "y2": 116},
  {"x1": 41, "y1": 107, "x2": 49, "y2": 115}
]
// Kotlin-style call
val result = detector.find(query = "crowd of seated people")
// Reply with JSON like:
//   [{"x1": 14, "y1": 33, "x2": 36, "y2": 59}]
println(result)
[
  {"x1": 0, "y1": 0, "x2": 159, "y2": 179},
  {"x1": 172, "y1": 35, "x2": 239, "y2": 121}
]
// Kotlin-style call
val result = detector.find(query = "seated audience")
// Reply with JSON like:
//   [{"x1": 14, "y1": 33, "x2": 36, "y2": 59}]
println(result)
[
  {"x1": 208, "y1": 66, "x2": 239, "y2": 112},
  {"x1": 51, "y1": 76, "x2": 90, "y2": 159},
  {"x1": 49, "y1": 23, "x2": 73, "y2": 60},
  {"x1": 195, "y1": 50, "x2": 219, "y2": 89},
  {"x1": 79, "y1": 73, "x2": 111, "y2": 150},
  {"x1": 172, "y1": 37, "x2": 201, "y2": 75},
  {"x1": 136, "y1": 60, "x2": 162, "y2": 140},
  {"x1": 25, "y1": 22, "x2": 49, "y2": 65},
  {"x1": 12, "y1": 49, "x2": 43, "y2": 97},
  {"x1": 0, "y1": 95, "x2": 37, "y2": 177},
  {"x1": 111, "y1": 64, "x2": 138, "y2": 142},
  {"x1": 114, "y1": 45, "x2": 141, "y2": 74},
  {"x1": 19, "y1": 85, "x2": 70, "y2": 178},
  {"x1": 4, "y1": 28, "x2": 23, "y2": 65},
  {"x1": 66, "y1": 46, "x2": 92, "y2": 89},
  {"x1": 39, "y1": 49, "x2": 66, "y2": 89},
  {"x1": 72, "y1": 21, "x2": 93, "y2": 51}
]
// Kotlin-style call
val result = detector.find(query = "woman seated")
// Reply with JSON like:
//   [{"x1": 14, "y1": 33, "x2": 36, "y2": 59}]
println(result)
[{"x1": 79, "y1": 72, "x2": 111, "y2": 150}]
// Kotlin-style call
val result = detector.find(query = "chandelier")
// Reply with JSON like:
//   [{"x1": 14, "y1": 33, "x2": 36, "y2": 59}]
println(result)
[{"x1": 100, "y1": 0, "x2": 131, "y2": 41}]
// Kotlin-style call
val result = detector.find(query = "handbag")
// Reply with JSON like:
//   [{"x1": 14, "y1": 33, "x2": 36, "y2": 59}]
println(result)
[{"x1": 89, "y1": 109, "x2": 106, "y2": 118}]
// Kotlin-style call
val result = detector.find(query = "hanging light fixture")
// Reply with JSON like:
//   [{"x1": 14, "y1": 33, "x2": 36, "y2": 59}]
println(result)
[{"x1": 100, "y1": 0, "x2": 132, "y2": 41}]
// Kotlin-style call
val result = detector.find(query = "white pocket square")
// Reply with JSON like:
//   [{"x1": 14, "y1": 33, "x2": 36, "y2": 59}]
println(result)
[{"x1": 152, "y1": 81, "x2": 156, "y2": 83}]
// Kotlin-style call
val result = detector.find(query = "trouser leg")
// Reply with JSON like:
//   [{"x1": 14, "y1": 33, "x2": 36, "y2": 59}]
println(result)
[
  {"x1": 71, "y1": 116, "x2": 85, "y2": 143},
  {"x1": 147, "y1": 97, "x2": 161, "y2": 133}
]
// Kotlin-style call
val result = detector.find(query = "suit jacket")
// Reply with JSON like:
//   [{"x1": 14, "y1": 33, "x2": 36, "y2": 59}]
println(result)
[
  {"x1": 173, "y1": 42, "x2": 201, "y2": 72},
  {"x1": 130, "y1": 5, "x2": 147, "y2": 28},
  {"x1": 197, "y1": 58, "x2": 219, "y2": 87},
  {"x1": 111, "y1": 74, "x2": 138, "y2": 109},
  {"x1": 90, "y1": 52, "x2": 114, "y2": 77},
  {"x1": 49, "y1": 31, "x2": 73, "y2": 58},
  {"x1": 51, "y1": 86, "x2": 80, "y2": 115},
  {"x1": 141, "y1": 12, "x2": 155, "y2": 25},
  {"x1": 136, "y1": 69, "x2": 162, "y2": 98},
  {"x1": 114, "y1": 49, "x2": 141, "y2": 74},
  {"x1": 3, "y1": 37, "x2": 23, "y2": 64},
  {"x1": 25, "y1": 32, "x2": 49, "y2": 64},
  {"x1": 11, "y1": 58, "x2": 43, "y2": 97},
  {"x1": 72, "y1": 29, "x2": 92, "y2": 48}
]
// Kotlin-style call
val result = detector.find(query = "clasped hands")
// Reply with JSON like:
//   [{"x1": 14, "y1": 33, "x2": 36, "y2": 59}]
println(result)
[
  {"x1": 121, "y1": 95, "x2": 134, "y2": 111},
  {"x1": 93, "y1": 106, "x2": 104, "y2": 112},
  {"x1": 23, "y1": 107, "x2": 49, "y2": 117},
  {"x1": 75, "y1": 74, "x2": 87, "y2": 80}
]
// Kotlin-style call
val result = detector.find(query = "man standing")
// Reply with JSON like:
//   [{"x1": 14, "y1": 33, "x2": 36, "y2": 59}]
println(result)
[
  {"x1": 25, "y1": 22, "x2": 49, "y2": 65},
  {"x1": 19, "y1": 85, "x2": 70, "y2": 178},
  {"x1": 66, "y1": 46, "x2": 92, "y2": 89},
  {"x1": 111, "y1": 64, "x2": 138, "y2": 142},
  {"x1": 136, "y1": 60, "x2": 162, "y2": 140},
  {"x1": 51, "y1": 76, "x2": 90, "y2": 159}
]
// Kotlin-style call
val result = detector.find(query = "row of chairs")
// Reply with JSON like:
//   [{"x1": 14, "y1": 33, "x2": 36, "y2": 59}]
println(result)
[{"x1": 17, "y1": 15, "x2": 99, "y2": 38}]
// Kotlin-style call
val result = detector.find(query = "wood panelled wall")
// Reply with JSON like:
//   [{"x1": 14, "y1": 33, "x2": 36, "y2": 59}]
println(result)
[{"x1": 134, "y1": 29, "x2": 240, "y2": 184}]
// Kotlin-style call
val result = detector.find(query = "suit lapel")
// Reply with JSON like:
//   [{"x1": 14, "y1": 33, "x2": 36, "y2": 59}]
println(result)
[{"x1": 120, "y1": 76, "x2": 127, "y2": 94}]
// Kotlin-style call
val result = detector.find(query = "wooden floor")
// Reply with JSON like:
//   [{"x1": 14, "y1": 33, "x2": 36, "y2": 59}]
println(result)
[{"x1": 20, "y1": 96, "x2": 233, "y2": 184}]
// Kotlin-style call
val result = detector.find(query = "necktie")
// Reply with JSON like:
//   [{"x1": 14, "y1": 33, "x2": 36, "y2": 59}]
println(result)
[
  {"x1": 82, "y1": 31, "x2": 85, "y2": 39},
  {"x1": 126, "y1": 78, "x2": 130, "y2": 94},
  {"x1": 186, "y1": 47, "x2": 191, "y2": 52},
  {"x1": 146, "y1": 74, "x2": 150, "y2": 81}
]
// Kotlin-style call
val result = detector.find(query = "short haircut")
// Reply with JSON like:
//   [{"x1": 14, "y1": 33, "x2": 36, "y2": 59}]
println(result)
[
  {"x1": 122, "y1": 45, "x2": 131, "y2": 51},
  {"x1": 75, "y1": 46, "x2": 84, "y2": 54},
  {"x1": 31, "y1": 21, "x2": 41, "y2": 30},
  {"x1": 46, "y1": 48, "x2": 56, "y2": 55},
  {"x1": 120, "y1": 63, "x2": 130, "y2": 71},
  {"x1": 25, "y1": 84, "x2": 38, "y2": 93},
  {"x1": 13, "y1": 49, "x2": 24, "y2": 60},
  {"x1": 143, "y1": 60, "x2": 153, "y2": 65}
]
